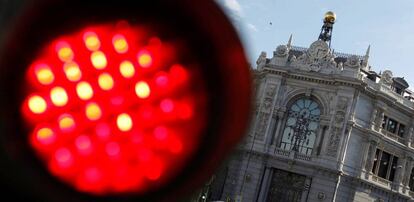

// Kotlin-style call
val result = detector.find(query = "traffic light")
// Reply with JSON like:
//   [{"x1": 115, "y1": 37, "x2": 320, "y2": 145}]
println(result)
[{"x1": 0, "y1": 0, "x2": 251, "y2": 201}]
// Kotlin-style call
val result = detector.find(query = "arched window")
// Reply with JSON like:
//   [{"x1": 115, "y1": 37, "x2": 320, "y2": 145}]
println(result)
[{"x1": 280, "y1": 98, "x2": 321, "y2": 156}]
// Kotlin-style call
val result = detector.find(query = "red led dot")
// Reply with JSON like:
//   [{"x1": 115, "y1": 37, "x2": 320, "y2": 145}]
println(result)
[
  {"x1": 170, "y1": 137, "x2": 183, "y2": 154},
  {"x1": 170, "y1": 64, "x2": 188, "y2": 84},
  {"x1": 36, "y1": 127, "x2": 56, "y2": 145},
  {"x1": 145, "y1": 158, "x2": 163, "y2": 181},
  {"x1": 84, "y1": 167, "x2": 102, "y2": 183},
  {"x1": 155, "y1": 72, "x2": 169, "y2": 87},
  {"x1": 55, "y1": 148, "x2": 73, "y2": 168},
  {"x1": 56, "y1": 41, "x2": 74, "y2": 62},
  {"x1": 75, "y1": 135, "x2": 92, "y2": 155},
  {"x1": 95, "y1": 123, "x2": 110, "y2": 139},
  {"x1": 58, "y1": 114, "x2": 76, "y2": 132},
  {"x1": 160, "y1": 99, "x2": 174, "y2": 113},
  {"x1": 154, "y1": 126, "x2": 167, "y2": 140},
  {"x1": 178, "y1": 102, "x2": 194, "y2": 120},
  {"x1": 106, "y1": 142, "x2": 120, "y2": 157},
  {"x1": 137, "y1": 51, "x2": 152, "y2": 68}
]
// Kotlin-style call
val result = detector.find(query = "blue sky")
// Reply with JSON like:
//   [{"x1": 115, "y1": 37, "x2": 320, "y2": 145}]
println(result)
[{"x1": 216, "y1": 0, "x2": 414, "y2": 87}]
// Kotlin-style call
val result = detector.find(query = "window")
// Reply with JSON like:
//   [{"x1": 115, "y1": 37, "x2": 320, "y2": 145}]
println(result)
[
  {"x1": 386, "y1": 119, "x2": 397, "y2": 133},
  {"x1": 409, "y1": 168, "x2": 414, "y2": 192},
  {"x1": 371, "y1": 149, "x2": 399, "y2": 181},
  {"x1": 280, "y1": 98, "x2": 321, "y2": 156},
  {"x1": 382, "y1": 116, "x2": 405, "y2": 137},
  {"x1": 398, "y1": 124, "x2": 405, "y2": 137}
]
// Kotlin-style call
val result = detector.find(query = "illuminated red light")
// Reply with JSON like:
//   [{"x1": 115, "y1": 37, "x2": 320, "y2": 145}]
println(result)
[{"x1": 21, "y1": 22, "x2": 208, "y2": 195}]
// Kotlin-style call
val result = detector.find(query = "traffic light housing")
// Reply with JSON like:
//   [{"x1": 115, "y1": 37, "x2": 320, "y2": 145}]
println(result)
[{"x1": 0, "y1": 0, "x2": 251, "y2": 201}]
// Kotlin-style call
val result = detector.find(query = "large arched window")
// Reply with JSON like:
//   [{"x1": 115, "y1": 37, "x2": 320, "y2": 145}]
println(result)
[{"x1": 280, "y1": 98, "x2": 321, "y2": 156}]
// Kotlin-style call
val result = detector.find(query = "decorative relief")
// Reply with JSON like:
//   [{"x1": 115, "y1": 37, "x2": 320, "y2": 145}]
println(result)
[
  {"x1": 270, "y1": 45, "x2": 290, "y2": 66},
  {"x1": 275, "y1": 45, "x2": 288, "y2": 57},
  {"x1": 278, "y1": 85, "x2": 294, "y2": 106},
  {"x1": 291, "y1": 40, "x2": 338, "y2": 74},
  {"x1": 344, "y1": 55, "x2": 360, "y2": 68},
  {"x1": 377, "y1": 111, "x2": 385, "y2": 130},
  {"x1": 326, "y1": 96, "x2": 349, "y2": 157},
  {"x1": 255, "y1": 83, "x2": 277, "y2": 140},
  {"x1": 379, "y1": 70, "x2": 393, "y2": 86}
]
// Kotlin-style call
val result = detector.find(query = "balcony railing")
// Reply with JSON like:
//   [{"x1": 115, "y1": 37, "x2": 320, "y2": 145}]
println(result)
[
  {"x1": 372, "y1": 175, "x2": 391, "y2": 187},
  {"x1": 382, "y1": 130, "x2": 405, "y2": 144},
  {"x1": 274, "y1": 146, "x2": 311, "y2": 161},
  {"x1": 274, "y1": 147, "x2": 290, "y2": 157},
  {"x1": 294, "y1": 152, "x2": 311, "y2": 161}
]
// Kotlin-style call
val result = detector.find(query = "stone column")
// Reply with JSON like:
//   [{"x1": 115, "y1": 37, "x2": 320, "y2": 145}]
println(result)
[
  {"x1": 403, "y1": 158, "x2": 414, "y2": 193},
  {"x1": 273, "y1": 111, "x2": 285, "y2": 147},
  {"x1": 370, "y1": 108, "x2": 378, "y2": 130},
  {"x1": 360, "y1": 139, "x2": 370, "y2": 172},
  {"x1": 364, "y1": 140, "x2": 378, "y2": 179},
  {"x1": 394, "y1": 157, "x2": 406, "y2": 192},
  {"x1": 377, "y1": 110, "x2": 385, "y2": 131},
  {"x1": 406, "y1": 127, "x2": 413, "y2": 147},
  {"x1": 312, "y1": 123, "x2": 327, "y2": 157},
  {"x1": 265, "y1": 115, "x2": 277, "y2": 146},
  {"x1": 257, "y1": 167, "x2": 272, "y2": 201}
]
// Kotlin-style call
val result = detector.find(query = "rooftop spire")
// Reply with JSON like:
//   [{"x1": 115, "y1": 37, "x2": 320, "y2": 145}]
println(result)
[
  {"x1": 287, "y1": 34, "x2": 292, "y2": 49},
  {"x1": 362, "y1": 45, "x2": 370, "y2": 69},
  {"x1": 365, "y1": 45, "x2": 370, "y2": 58}
]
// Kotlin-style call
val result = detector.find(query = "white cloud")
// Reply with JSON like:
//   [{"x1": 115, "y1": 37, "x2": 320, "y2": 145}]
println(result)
[
  {"x1": 247, "y1": 23, "x2": 258, "y2": 32},
  {"x1": 223, "y1": 0, "x2": 243, "y2": 17}
]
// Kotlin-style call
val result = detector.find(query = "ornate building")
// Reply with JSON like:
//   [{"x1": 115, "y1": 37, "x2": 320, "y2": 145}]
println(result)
[{"x1": 209, "y1": 12, "x2": 414, "y2": 202}]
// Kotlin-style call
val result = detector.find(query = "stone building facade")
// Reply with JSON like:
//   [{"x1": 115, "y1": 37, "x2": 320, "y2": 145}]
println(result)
[{"x1": 209, "y1": 30, "x2": 414, "y2": 202}]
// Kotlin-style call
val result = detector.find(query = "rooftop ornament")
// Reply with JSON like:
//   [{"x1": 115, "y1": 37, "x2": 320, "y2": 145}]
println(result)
[{"x1": 318, "y1": 11, "x2": 336, "y2": 47}]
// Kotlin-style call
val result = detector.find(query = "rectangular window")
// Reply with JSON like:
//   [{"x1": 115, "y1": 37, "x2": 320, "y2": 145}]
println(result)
[
  {"x1": 371, "y1": 150, "x2": 399, "y2": 182},
  {"x1": 382, "y1": 116, "x2": 388, "y2": 129},
  {"x1": 387, "y1": 119, "x2": 397, "y2": 133},
  {"x1": 372, "y1": 149, "x2": 380, "y2": 173},
  {"x1": 409, "y1": 168, "x2": 414, "y2": 191},
  {"x1": 398, "y1": 124, "x2": 405, "y2": 137},
  {"x1": 377, "y1": 151, "x2": 390, "y2": 179},
  {"x1": 389, "y1": 156, "x2": 399, "y2": 182}
]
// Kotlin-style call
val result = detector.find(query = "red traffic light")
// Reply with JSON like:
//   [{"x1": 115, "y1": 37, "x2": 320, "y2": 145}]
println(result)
[
  {"x1": 22, "y1": 23, "x2": 208, "y2": 195},
  {"x1": 0, "y1": 0, "x2": 251, "y2": 201}
]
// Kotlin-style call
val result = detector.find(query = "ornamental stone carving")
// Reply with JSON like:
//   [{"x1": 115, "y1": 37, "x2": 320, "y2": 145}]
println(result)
[
  {"x1": 379, "y1": 70, "x2": 393, "y2": 86},
  {"x1": 271, "y1": 45, "x2": 290, "y2": 65},
  {"x1": 344, "y1": 55, "x2": 360, "y2": 68},
  {"x1": 291, "y1": 40, "x2": 338, "y2": 74},
  {"x1": 275, "y1": 45, "x2": 288, "y2": 57},
  {"x1": 326, "y1": 97, "x2": 349, "y2": 158},
  {"x1": 255, "y1": 83, "x2": 278, "y2": 141}
]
